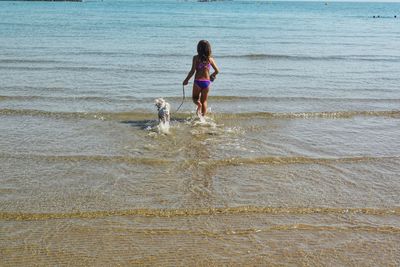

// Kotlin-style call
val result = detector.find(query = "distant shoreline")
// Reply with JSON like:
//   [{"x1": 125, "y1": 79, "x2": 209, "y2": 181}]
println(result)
[{"x1": 4, "y1": 0, "x2": 83, "y2": 2}]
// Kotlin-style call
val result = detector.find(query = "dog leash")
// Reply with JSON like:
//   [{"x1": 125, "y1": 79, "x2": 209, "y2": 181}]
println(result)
[{"x1": 176, "y1": 84, "x2": 185, "y2": 112}]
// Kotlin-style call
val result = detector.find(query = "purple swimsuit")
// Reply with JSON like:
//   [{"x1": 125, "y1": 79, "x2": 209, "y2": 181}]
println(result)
[
  {"x1": 194, "y1": 61, "x2": 212, "y2": 89},
  {"x1": 194, "y1": 79, "x2": 211, "y2": 89}
]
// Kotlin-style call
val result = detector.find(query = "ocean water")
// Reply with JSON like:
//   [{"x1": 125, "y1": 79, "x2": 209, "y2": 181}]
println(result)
[{"x1": 1, "y1": 0, "x2": 400, "y2": 265}]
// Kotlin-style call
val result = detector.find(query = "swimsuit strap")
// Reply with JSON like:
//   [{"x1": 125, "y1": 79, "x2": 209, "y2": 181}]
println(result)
[{"x1": 197, "y1": 58, "x2": 211, "y2": 70}]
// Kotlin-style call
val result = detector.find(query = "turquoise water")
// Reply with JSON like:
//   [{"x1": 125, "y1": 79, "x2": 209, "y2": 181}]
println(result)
[{"x1": 1, "y1": 1, "x2": 400, "y2": 265}]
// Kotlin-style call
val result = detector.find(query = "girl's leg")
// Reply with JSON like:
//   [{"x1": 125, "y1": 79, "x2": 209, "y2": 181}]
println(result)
[
  {"x1": 192, "y1": 84, "x2": 202, "y2": 115},
  {"x1": 200, "y1": 88, "x2": 209, "y2": 116}
]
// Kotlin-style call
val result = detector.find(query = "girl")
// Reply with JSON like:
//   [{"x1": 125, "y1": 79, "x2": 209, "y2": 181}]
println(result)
[{"x1": 183, "y1": 40, "x2": 219, "y2": 116}]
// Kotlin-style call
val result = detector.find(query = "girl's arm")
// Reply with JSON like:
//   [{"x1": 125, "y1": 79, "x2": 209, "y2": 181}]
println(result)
[
  {"x1": 210, "y1": 57, "x2": 220, "y2": 80},
  {"x1": 183, "y1": 56, "x2": 197, "y2": 85}
]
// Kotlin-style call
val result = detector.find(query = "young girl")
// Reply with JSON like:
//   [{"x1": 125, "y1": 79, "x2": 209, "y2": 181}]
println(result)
[{"x1": 183, "y1": 40, "x2": 219, "y2": 116}]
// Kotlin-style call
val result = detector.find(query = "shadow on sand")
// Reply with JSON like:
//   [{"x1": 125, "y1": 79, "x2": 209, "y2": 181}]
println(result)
[
  {"x1": 120, "y1": 120, "x2": 154, "y2": 130},
  {"x1": 120, "y1": 118, "x2": 187, "y2": 130}
]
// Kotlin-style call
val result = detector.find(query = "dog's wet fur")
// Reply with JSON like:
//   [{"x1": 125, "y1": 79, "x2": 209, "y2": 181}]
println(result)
[{"x1": 154, "y1": 98, "x2": 171, "y2": 124}]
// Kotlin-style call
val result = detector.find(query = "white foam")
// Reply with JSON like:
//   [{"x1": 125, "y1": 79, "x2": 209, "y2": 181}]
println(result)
[
  {"x1": 157, "y1": 121, "x2": 170, "y2": 134},
  {"x1": 145, "y1": 120, "x2": 170, "y2": 136}
]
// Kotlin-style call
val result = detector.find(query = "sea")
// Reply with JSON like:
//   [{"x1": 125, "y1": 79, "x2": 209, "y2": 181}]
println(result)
[{"x1": 1, "y1": 0, "x2": 400, "y2": 265}]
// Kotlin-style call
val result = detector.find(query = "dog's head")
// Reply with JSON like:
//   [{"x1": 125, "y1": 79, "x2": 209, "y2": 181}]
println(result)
[{"x1": 154, "y1": 98, "x2": 166, "y2": 110}]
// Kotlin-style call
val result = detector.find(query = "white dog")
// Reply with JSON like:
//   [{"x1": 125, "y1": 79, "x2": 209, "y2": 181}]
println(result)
[{"x1": 154, "y1": 98, "x2": 170, "y2": 124}]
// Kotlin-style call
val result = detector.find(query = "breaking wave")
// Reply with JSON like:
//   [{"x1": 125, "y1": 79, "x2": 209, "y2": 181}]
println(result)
[
  {"x1": 2, "y1": 153, "x2": 398, "y2": 166},
  {"x1": 1, "y1": 108, "x2": 399, "y2": 120}
]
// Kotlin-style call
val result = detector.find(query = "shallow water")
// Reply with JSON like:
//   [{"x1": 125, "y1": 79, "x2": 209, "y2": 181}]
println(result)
[{"x1": 1, "y1": 0, "x2": 400, "y2": 265}]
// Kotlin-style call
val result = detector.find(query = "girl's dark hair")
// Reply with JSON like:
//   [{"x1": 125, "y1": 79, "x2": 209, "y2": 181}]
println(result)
[{"x1": 197, "y1": 40, "x2": 212, "y2": 63}]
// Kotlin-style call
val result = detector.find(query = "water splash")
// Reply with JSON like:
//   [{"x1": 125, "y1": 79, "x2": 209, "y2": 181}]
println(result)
[
  {"x1": 186, "y1": 112, "x2": 218, "y2": 127},
  {"x1": 145, "y1": 120, "x2": 171, "y2": 136},
  {"x1": 1, "y1": 108, "x2": 399, "y2": 120},
  {"x1": 157, "y1": 121, "x2": 170, "y2": 134}
]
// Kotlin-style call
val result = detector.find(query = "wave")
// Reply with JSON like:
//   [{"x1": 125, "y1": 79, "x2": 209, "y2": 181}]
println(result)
[
  {"x1": 16, "y1": 52, "x2": 396, "y2": 62},
  {"x1": 1, "y1": 206, "x2": 399, "y2": 221},
  {"x1": 216, "y1": 110, "x2": 400, "y2": 119},
  {"x1": 0, "y1": 95, "x2": 138, "y2": 102},
  {"x1": 1, "y1": 153, "x2": 169, "y2": 165},
  {"x1": 202, "y1": 96, "x2": 400, "y2": 103},
  {"x1": 67, "y1": 51, "x2": 137, "y2": 56},
  {"x1": 25, "y1": 224, "x2": 395, "y2": 236},
  {"x1": 2, "y1": 153, "x2": 398, "y2": 166},
  {"x1": 0, "y1": 85, "x2": 70, "y2": 93},
  {"x1": 0, "y1": 108, "x2": 157, "y2": 121},
  {"x1": 210, "y1": 155, "x2": 400, "y2": 166},
  {"x1": 1, "y1": 108, "x2": 399, "y2": 120},
  {"x1": 0, "y1": 65, "x2": 182, "y2": 74},
  {"x1": 4, "y1": 94, "x2": 400, "y2": 103},
  {"x1": 134, "y1": 52, "x2": 400, "y2": 62},
  {"x1": 0, "y1": 59, "x2": 67, "y2": 64},
  {"x1": 217, "y1": 54, "x2": 400, "y2": 62},
  {"x1": 0, "y1": 65, "x2": 124, "y2": 72}
]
